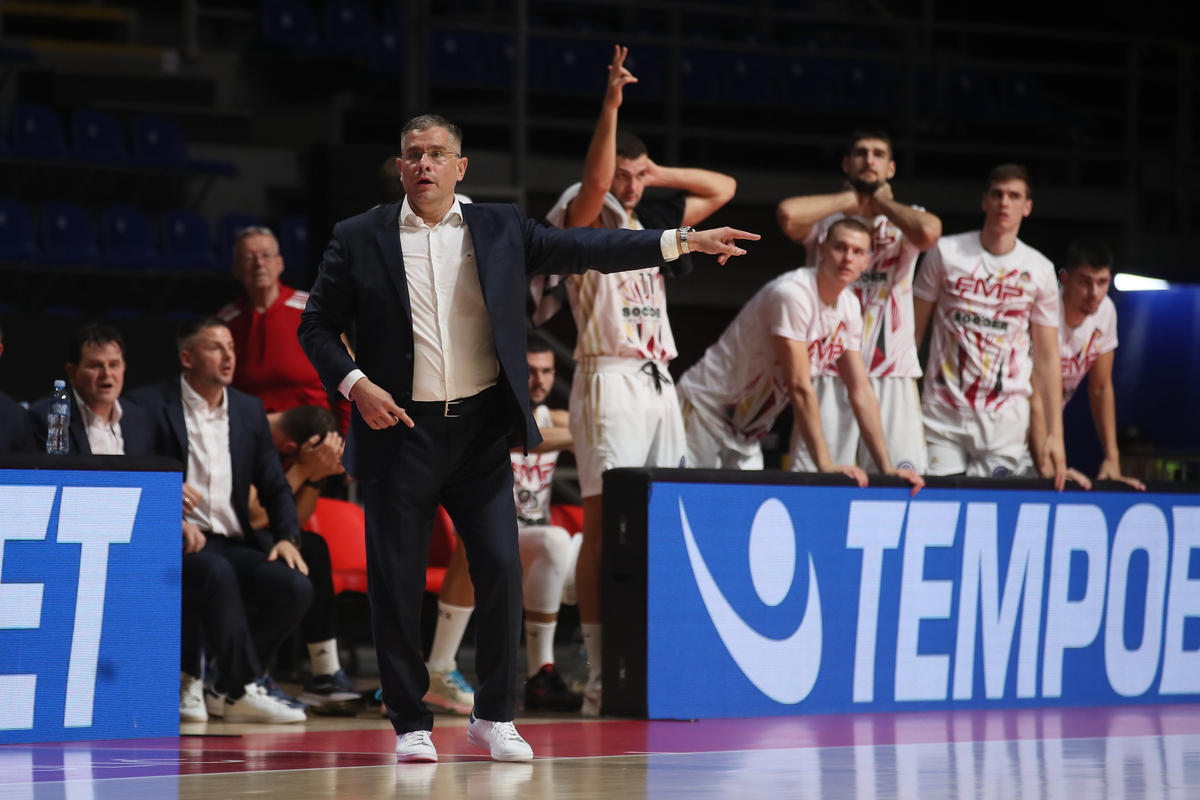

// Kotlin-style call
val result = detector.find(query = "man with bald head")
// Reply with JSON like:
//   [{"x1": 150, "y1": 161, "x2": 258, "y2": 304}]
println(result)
[{"x1": 299, "y1": 114, "x2": 757, "y2": 763}]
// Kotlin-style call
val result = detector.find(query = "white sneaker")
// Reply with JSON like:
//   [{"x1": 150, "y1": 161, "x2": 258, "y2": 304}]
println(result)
[
  {"x1": 204, "y1": 686, "x2": 225, "y2": 719},
  {"x1": 180, "y1": 673, "x2": 207, "y2": 723},
  {"x1": 423, "y1": 669, "x2": 474, "y2": 715},
  {"x1": 582, "y1": 676, "x2": 601, "y2": 717},
  {"x1": 219, "y1": 681, "x2": 307, "y2": 724},
  {"x1": 395, "y1": 730, "x2": 438, "y2": 763},
  {"x1": 467, "y1": 712, "x2": 533, "y2": 762}
]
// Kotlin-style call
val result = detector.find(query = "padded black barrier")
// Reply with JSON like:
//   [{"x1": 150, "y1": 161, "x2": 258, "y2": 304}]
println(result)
[{"x1": 0, "y1": 454, "x2": 183, "y2": 472}]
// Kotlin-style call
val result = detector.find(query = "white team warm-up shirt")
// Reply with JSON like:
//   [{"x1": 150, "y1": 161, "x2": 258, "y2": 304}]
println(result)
[
  {"x1": 679, "y1": 267, "x2": 863, "y2": 447},
  {"x1": 546, "y1": 183, "x2": 678, "y2": 363},
  {"x1": 913, "y1": 231, "x2": 1059, "y2": 412},
  {"x1": 1059, "y1": 294, "x2": 1118, "y2": 405},
  {"x1": 511, "y1": 405, "x2": 559, "y2": 525},
  {"x1": 804, "y1": 211, "x2": 924, "y2": 379}
]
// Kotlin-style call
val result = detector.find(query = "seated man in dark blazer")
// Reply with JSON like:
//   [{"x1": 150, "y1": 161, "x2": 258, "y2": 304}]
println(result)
[
  {"x1": 0, "y1": 319, "x2": 35, "y2": 453},
  {"x1": 129, "y1": 316, "x2": 313, "y2": 725},
  {"x1": 29, "y1": 323, "x2": 153, "y2": 456}
]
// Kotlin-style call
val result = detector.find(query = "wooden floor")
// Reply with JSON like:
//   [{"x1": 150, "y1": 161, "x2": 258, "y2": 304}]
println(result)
[{"x1": 4, "y1": 704, "x2": 1200, "y2": 798}]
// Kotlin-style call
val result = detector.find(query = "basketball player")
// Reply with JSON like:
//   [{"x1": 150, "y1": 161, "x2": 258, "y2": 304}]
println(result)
[
  {"x1": 546, "y1": 45, "x2": 739, "y2": 716},
  {"x1": 1026, "y1": 240, "x2": 1145, "y2": 490},
  {"x1": 913, "y1": 164, "x2": 1066, "y2": 489},
  {"x1": 776, "y1": 130, "x2": 941, "y2": 473}
]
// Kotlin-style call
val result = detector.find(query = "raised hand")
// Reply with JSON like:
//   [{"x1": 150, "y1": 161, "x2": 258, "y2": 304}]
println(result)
[
  {"x1": 299, "y1": 431, "x2": 346, "y2": 480},
  {"x1": 686, "y1": 227, "x2": 761, "y2": 265},
  {"x1": 604, "y1": 45, "x2": 638, "y2": 111}
]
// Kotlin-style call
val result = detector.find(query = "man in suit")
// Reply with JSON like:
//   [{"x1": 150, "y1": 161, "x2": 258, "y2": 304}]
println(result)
[
  {"x1": 29, "y1": 323, "x2": 153, "y2": 456},
  {"x1": 129, "y1": 316, "x2": 313, "y2": 725},
  {"x1": 0, "y1": 319, "x2": 35, "y2": 453},
  {"x1": 298, "y1": 113, "x2": 757, "y2": 762}
]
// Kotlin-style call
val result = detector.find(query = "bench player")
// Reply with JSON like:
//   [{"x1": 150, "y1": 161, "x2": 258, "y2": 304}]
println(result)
[
  {"x1": 913, "y1": 164, "x2": 1066, "y2": 489},
  {"x1": 546, "y1": 46, "x2": 741, "y2": 715},
  {"x1": 776, "y1": 130, "x2": 941, "y2": 473},
  {"x1": 1026, "y1": 240, "x2": 1145, "y2": 490}
]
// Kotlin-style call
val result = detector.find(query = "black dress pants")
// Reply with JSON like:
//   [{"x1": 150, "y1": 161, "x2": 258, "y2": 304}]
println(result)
[
  {"x1": 362, "y1": 387, "x2": 523, "y2": 735},
  {"x1": 182, "y1": 532, "x2": 314, "y2": 695}
]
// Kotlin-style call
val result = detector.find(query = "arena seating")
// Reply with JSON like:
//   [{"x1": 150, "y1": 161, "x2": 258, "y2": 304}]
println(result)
[
  {"x1": 40, "y1": 201, "x2": 96, "y2": 265},
  {"x1": 98, "y1": 205, "x2": 157, "y2": 269},
  {"x1": 71, "y1": 109, "x2": 130, "y2": 164},
  {"x1": 0, "y1": 198, "x2": 37, "y2": 262}
]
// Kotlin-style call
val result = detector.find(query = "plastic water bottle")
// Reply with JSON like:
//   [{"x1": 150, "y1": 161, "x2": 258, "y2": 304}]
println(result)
[{"x1": 46, "y1": 380, "x2": 70, "y2": 455}]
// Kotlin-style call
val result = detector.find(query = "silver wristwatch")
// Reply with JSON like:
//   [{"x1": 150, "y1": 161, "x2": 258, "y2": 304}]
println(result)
[{"x1": 678, "y1": 226, "x2": 695, "y2": 254}]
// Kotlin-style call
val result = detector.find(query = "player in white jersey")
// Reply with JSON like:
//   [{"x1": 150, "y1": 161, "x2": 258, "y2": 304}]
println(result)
[
  {"x1": 679, "y1": 219, "x2": 923, "y2": 494},
  {"x1": 912, "y1": 164, "x2": 1066, "y2": 488},
  {"x1": 1025, "y1": 241, "x2": 1144, "y2": 490},
  {"x1": 421, "y1": 338, "x2": 586, "y2": 715},
  {"x1": 547, "y1": 46, "x2": 741, "y2": 716},
  {"x1": 777, "y1": 130, "x2": 942, "y2": 473}
]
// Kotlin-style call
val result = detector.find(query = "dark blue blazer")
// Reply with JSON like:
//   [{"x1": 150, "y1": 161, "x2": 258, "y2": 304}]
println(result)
[
  {"x1": 127, "y1": 378, "x2": 300, "y2": 550},
  {"x1": 299, "y1": 200, "x2": 688, "y2": 481},
  {"x1": 28, "y1": 392, "x2": 154, "y2": 456},
  {"x1": 0, "y1": 390, "x2": 35, "y2": 453}
]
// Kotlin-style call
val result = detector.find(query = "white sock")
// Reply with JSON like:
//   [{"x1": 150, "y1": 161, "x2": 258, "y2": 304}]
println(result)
[
  {"x1": 307, "y1": 638, "x2": 341, "y2": 677},
  {"x1": 525, "y1": 620, "x2": 557, "y2": 677},
  {"x1": 427, "y1": 601, "x2": 474, "y2": 673},
  {"x1": 581, "y1": 623, "x2": 602, "y2": 683}
]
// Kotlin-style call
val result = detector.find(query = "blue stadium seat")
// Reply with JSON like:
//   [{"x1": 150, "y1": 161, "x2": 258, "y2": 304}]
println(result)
[
  {"x1": 429, "y1": 30, "x2": 511, "y2": 86},
  {"x1": 103, "y1": 307, "x2": 147, "y2": 320},
  {"x1": 132, "y1": 114, "x2": 187, "y2": 167},
  {"x1": 623, "y1": 47, "x2": 665, "y2": 99},
  {"x1": 323, "y1": 0, "x2": 376, "y2": 54},
  {"x1": 278, "y1": 214, "x2": 308, "y2": 273},
  {"x1": 218, "y1": 213, "x2": 264, "y2": 265},
  {"x1": 0, "y1": 198, "x2": 37, "y2": 263},
  {"x1": 71, "y1": 108, "x2": 129, "y2": 163},
  {"x1": 160, "y1": 209, "x2": 218, "y2": 269},
  {"x1": 940, "y1": 68, "x2": 998, "y2": 117},
  {"x1": 261, "y1": 0, "x2": 319, "y2": 49},
  {"x1": 9, "y1": 103, "x2": 68, "y2": 159},
  {"x1": 679, "y1": 50, "x2": 724, "y2": 102},
  {"x1": 530, "y1": 38, "x2": 611, "y2": 94},
  {"x1": 721, "y1": 53, "x2": 777, "y2": 106},
  {"x1": 996, "y1": 71, "x2": 1052, "y2": 120},
  {"x1": 40, "y1": 201, "x2": 96, "y2": 265},
  {"x1": 831, "y1": 60, "x2": 900, "y2": 113},
  {"x1": 778, "y1": 56, "x2": 832, "y2": 109},
  {"x1": 98, "y1": 204, "x2": 157, "y2": 269},
  {"x1": 369, "y1": 26, "x2": 402, "y2": 74}
]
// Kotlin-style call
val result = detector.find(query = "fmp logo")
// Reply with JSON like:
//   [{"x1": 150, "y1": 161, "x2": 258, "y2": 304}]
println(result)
[{"x1": 678, "y1": 497, "x2": 821, "y2": 703}]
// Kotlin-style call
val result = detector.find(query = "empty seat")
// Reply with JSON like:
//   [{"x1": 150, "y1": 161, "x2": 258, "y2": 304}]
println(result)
[
  {"x1": 429, "y1": 30, "x2": 511, "y2": 86},
  {"x1": 261, "y1": 0, "x2": 319, "y2": 49},
  {"x1": 9, "y1": 103, "x2": 68, "y2": 159},
  {"x1": 831, "y1": 60, "x2": 900, "y2": 113},
  {"x1": 132, "y1": 114, "x2": 188, "y2": 166},
  {"x1": 0, "y1": 198, "x2": 37, "y2": 263},
  {"x1": 40, "y1": 201, "x2": 96, "y2": 265},
  {"x1": 323, "y1": 0, "x2": 376, "y2": 54},
  {"x1": 996, "y1": 71, "x2": 1052, "y2": 120},
  {"x1": 160, "y1": 209, "x2": 218, "y2": 269},
  {"x1": 779, "y1": 56, "x2": 833, "y2": 108},
  {"x1": 278, "y1": 214, "x2": 308, "y2": 273},
  {"x1": 939, "y1": 68, "x2": 998, "y2": 117},
  {"x1": 623, "y1": 46, "x2": 665, "y2": 99},
  {"x1": 308, "y1": 498, "x2": 367, "y2": 595},
  {"x1": 71, "y1": 109, "x2": 128, "y2": 163},
  {"x1": 98, "y1": 204, "x2": 156, "y2": 269},
  {"x1": 218, "y1": 212, "x2": 264, "y2": 265},
  {"x1": 529, "y1": 38, "x2": 612, "y2": 94}
]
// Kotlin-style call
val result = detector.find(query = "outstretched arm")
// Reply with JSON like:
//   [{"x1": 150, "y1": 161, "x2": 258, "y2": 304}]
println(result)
[
  {"x1": 1088, "y1": 351, "x2": 1145, "y2": 490},
  {"x1": 838, "y1": 350, "x2": 924, "y2": 494},
  {"x1": 645, "y1": 161, "x2": 736, "y2": 227},
  {"x1": 564, "y1": 45, "x2": 637, "y2": 229},
  {"x1": 776, "y1": 189, "x2": 859, "y2": 244}
]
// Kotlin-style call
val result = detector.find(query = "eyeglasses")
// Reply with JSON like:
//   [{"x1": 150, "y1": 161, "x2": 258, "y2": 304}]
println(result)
[
  {"x1": 401, "y1": 148, "x2": 460, "y2": 165},
  {"x1": 238, "y1": 252, "x2": 280, "y2": 264}
]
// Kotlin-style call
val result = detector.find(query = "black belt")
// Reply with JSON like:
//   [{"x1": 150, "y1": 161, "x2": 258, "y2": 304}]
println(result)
[{"x1": 405, "y1": 384, "x2": 499, "y2": 418}]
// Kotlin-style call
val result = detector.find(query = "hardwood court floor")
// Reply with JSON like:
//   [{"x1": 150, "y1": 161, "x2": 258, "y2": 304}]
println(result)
[{"x1": 4, "y1": 704, "x2": 1200, "y2": 798}]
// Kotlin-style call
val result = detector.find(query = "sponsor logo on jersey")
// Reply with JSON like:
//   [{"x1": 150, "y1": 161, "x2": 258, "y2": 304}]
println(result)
[
  {"x1": 953, "y1": 311, "x2": 1009, "y2": 333},
  {"x1": 621, "y1": 306, "x2": 663, "y2": 319},
  {"x1": 953, "y1": 276, "x2": 1025, "y2": 301}
]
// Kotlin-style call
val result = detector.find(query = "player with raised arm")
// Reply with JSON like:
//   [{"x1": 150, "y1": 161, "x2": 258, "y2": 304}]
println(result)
[
  {"x1": 546, "y1": 45, "x2": 740, "y2": 716},
  {"x1": 776, "y1": 130, "x2": 941, "y2": 473},
  {"x1": 912, "y1": 164, "x2": 1066, "y2": 489},
  {"x1": 1026, "y1": 240, "x2": 1144, "y2": 490},
  {"x1": 678, "y1": 219, "x2": 924, "y2": 495}
]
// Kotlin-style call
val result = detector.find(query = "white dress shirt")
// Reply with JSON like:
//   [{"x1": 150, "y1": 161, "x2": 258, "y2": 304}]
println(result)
[
  {"x1": 73, "y1": 389, "x2": 124, "y2": 455},
  {"x1": 180, "y1": 376, "x2": 242, "y2": 537},
  {"x1": 339, "y1": 198, "x2": 683, "y2": 401}
]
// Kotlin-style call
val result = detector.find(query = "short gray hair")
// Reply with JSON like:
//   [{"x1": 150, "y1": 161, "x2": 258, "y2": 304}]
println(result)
[
  {"x1": 401, "y1": 114, "x2": 463, "y2": 151},
  {"x1": 232, "y1": 226, "x2": 279, "y2": 259}
]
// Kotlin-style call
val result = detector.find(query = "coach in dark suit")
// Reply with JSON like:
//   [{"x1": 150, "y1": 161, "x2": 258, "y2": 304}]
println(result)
[
  {"x1": 129, "y1": 317, "x2": 312, "y2": 722},
  {"x1": 29, "y1": 324, "x2": 153, "y2": 456},
  {"x1": 298, "y1": 113, "x2": 756, "y2": 762}
]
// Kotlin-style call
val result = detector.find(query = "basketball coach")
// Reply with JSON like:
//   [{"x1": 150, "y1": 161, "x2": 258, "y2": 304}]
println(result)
[{"x1": 298, "y1": 114, "x2": 757, "y2": 762}]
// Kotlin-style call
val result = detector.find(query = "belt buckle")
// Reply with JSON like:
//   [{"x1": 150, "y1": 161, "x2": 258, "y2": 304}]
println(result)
[{"x1": 444, "y1": 399, "x2": 461, "y2": 418}]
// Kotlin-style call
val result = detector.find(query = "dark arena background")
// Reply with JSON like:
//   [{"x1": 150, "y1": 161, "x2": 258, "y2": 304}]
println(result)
[{"x1": 1, "y1": 1, "x2": 1199, "y2": 797}]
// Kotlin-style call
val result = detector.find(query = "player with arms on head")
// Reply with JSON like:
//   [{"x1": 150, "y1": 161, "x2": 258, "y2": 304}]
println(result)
[
  {"x1": 679, "y1": 218, "x2": 924, "y2": 496},
  {"x1": 913, "y1": 164, "x2": 1066, "y2": 489},
  {"x1": 776, "y1": 131, "x2": 941, "y2": 474},
  {"x1": 1025, "y1": 240, "x2": 1144, "y2": 490},
  {"x1": 545, "y1": 45, "x2": 742, "y2": 716}
]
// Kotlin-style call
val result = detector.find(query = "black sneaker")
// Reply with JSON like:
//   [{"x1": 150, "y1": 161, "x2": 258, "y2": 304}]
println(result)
[
  {"x1": 257, "y1": 675, "x2": 306, "y2": 710},
  {"x1": 524, "y1": 665, "x2": 583, "y2": 712},
  {"x1": 299, "y1": 669, "x2": 364, "y2": 716}
]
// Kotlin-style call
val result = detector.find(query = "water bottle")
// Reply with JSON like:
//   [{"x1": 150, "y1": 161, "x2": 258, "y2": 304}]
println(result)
[{"x1": 46, "y1": 380, "x2": 70, "y2": 455}]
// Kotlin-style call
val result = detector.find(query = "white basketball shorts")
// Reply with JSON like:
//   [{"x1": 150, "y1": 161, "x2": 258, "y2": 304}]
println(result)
[{"x1": 922, "y1": 399, "x2": 1030, "y2": 478}]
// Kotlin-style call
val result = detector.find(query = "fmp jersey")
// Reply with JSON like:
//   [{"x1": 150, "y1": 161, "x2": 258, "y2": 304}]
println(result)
[
  {"x1": 679, "y1": 267, "x2": 863, "y2": 446},
  {"x1": 913, "y1": 232, "x2": 1059, "y2": 412},
  {"x1": 1060, "y1": 294, "x2": 1118, "y2": 405},
  {"x1": 511, "y1": 405, "x2": 559, "y2": 525},
  {"x1": 804, "y1": 210, "x2": 923, "y2": 379}
]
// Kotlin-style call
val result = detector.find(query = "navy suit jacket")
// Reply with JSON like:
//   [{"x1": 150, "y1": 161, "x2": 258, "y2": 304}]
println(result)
[
  {"x1": 127, "y1": 378, "x2": 300, "y2": 550},
  {"x1": 28, "y1": 393, "x2": 154, "y2": 456},
  {"x1": 299, "y1": 200, "x2": 689, "y2": 481},
  {"x1": 0, "y1": 390, "x2": 35, "y2": 453}
]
